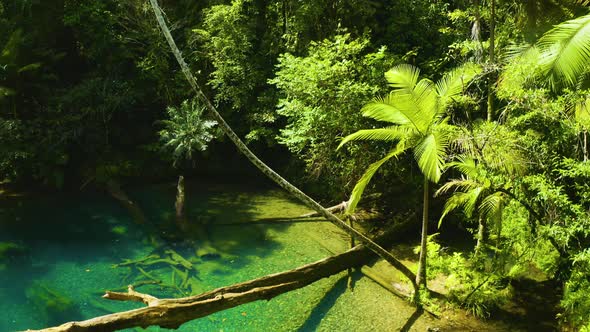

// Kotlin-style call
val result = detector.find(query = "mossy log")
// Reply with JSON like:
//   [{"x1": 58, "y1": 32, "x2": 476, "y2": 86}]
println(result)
[{"x1": 29, "y1": 226, "x2": 406, "y2": 331}]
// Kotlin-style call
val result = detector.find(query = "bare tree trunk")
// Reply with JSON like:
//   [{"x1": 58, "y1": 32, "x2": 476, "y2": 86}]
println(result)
[
  {"x1": 106, "y1": 180, "x2": 146, "y2": 225},
  {"x1": 175, "y1": 175, "x2": 186, "y2": 231},
  {"x1": 146, "y1": 0, "x2": 417, "y2": 292},
  {"x1": 415, "y1": 178, "x2": 429, "y2": 288},
  {"x1": 472, "y1": 0, "x2": 483, "y2": 62}
]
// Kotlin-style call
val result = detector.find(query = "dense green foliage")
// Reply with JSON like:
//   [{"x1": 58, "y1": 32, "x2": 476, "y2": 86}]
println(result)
[{"x1": 2, "y1": 0, "x2": 590, "y2": 329}]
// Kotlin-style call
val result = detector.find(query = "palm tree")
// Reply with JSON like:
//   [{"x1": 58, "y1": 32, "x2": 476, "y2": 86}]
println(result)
[
  {"x1": 436, "y1": 157, "x2": 505, "y2": 255},
  {"x1": 436, "y1": 122, "x2": 526, "y2": 256},
  {"x1": 339, "y1": 63, "x2": 480, "y2": 287},
  {"x1": 146, "y1": 0, "x2": 420, "y2": 292},
  {"x1": 159, "y1": 99, "x2": 217, "y2": 231},
  {"x1": 159, "y1": 99, "x2": 217, "y2": 167},
  {"x1": 536, "y1": 13, "x2": 590, "y2": 89}
]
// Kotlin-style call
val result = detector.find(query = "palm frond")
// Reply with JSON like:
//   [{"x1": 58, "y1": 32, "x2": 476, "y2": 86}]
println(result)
[
  {"x1": 464, "y1": 186, "x2": 483, "y2": 217},
  {"x1": 412, "y1": 78, "x2": 438, "y2": 121},
  {"x1": 479, "y1": 192, "x2": 504, "y2": 221},
  {"x1": 438, "y1": 192, "x2": 471, "y2": 227},
  {"x1": 345, "y1": 143, "x2": 408, "y2": 214},
  {"x1": 388, "y1": 83, "x2": 436, "y2": 133},
  {"x1": 337, "y1": 126, "x2": 412, "y2": 150},
  {"x1": 361, "y1": 97, "x2": 411, "y2": 125},
  {"x1": 436, "y1": 178, "x2": 481, "y2": 196},
  {"x1": 436, "y1": 63, "x2": 480, "y2": 109},
  {"x1": 384, "y1": 64, "x2": 420, "y2": 90},
  {"x1": 413, "y1": 131, "x2": 449, "y2": 183},
  {"x1": 537, "y1": 13, "x2": 590, "y2": 88},
  {"x1": 448, "y1": 156, "x2": 485, "y2": 180}
]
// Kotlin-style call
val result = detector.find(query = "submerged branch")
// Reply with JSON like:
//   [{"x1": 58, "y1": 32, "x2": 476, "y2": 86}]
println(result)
[{"x1": 30, "y1": 225, "x2": 409, "y2": 331}]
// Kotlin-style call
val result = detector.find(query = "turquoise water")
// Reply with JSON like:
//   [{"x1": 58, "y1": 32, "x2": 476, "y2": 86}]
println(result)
[
  {"x1": 0, "y1": 181, "x2": 345, "y2": 331},
  {"x1": 0, "y1": 180, "x2": 518, "y2": 332}
]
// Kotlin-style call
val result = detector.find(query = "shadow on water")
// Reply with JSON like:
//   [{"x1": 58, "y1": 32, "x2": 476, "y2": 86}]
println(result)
[{"x1": 297, "y1": 273, "x2": 362, "y2": 332}]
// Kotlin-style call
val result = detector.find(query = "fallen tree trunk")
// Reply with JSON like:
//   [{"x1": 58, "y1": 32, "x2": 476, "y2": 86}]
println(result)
[
  {"x1": 299, "y1": 201, "x2": 348, "y2": 217},
  {"x1": 31, "y1": 224, "x2": 410, "y2": 331},
  {"x1": 212, "y1": 216, "x2": 327, "y2": 225}
]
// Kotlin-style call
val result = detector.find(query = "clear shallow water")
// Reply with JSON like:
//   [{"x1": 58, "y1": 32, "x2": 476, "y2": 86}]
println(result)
[
  {"x1": 0, "y1": 180, "x2": 518, "y2": 332},
  {"x1": 0, "y1": 181, "x2": 354, "y2": 331}
]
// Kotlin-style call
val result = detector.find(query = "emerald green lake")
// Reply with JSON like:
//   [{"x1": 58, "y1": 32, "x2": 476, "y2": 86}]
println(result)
[
  {"x1": 0, "y1": 180, "x2": 370, "y2": 331},
  {"x1": 0, "y1": 180, "x2": 514, "y2": 331}
]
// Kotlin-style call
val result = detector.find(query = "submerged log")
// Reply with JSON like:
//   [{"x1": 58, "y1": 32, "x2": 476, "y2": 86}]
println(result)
[{"x1": 30, "y1": 224, "x2": 410, "y2": 331}]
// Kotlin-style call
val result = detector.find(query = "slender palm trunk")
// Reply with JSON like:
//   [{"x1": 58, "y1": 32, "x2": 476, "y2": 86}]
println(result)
[
  {"x1": 487, "y1": 0, "x2": 496, "y2": 122},
  {"x1": 475, "y1": 216, "x2": 486, "y2": 256},
  {"x1": 416, "y1": 177, "x2": 429, "y2": 287},
  {"x1": 584, "y1": 130, "x2": 587, "y2": 162},
  {"x1": 473, "y1": 0, "x2": 484, "y2": 62},
  {"x1": 347, "y1": 216, "x2": 356, "y2": 290},
  {"x1": 147, "y1": 0, "x2": 418, "y2": 292}
]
